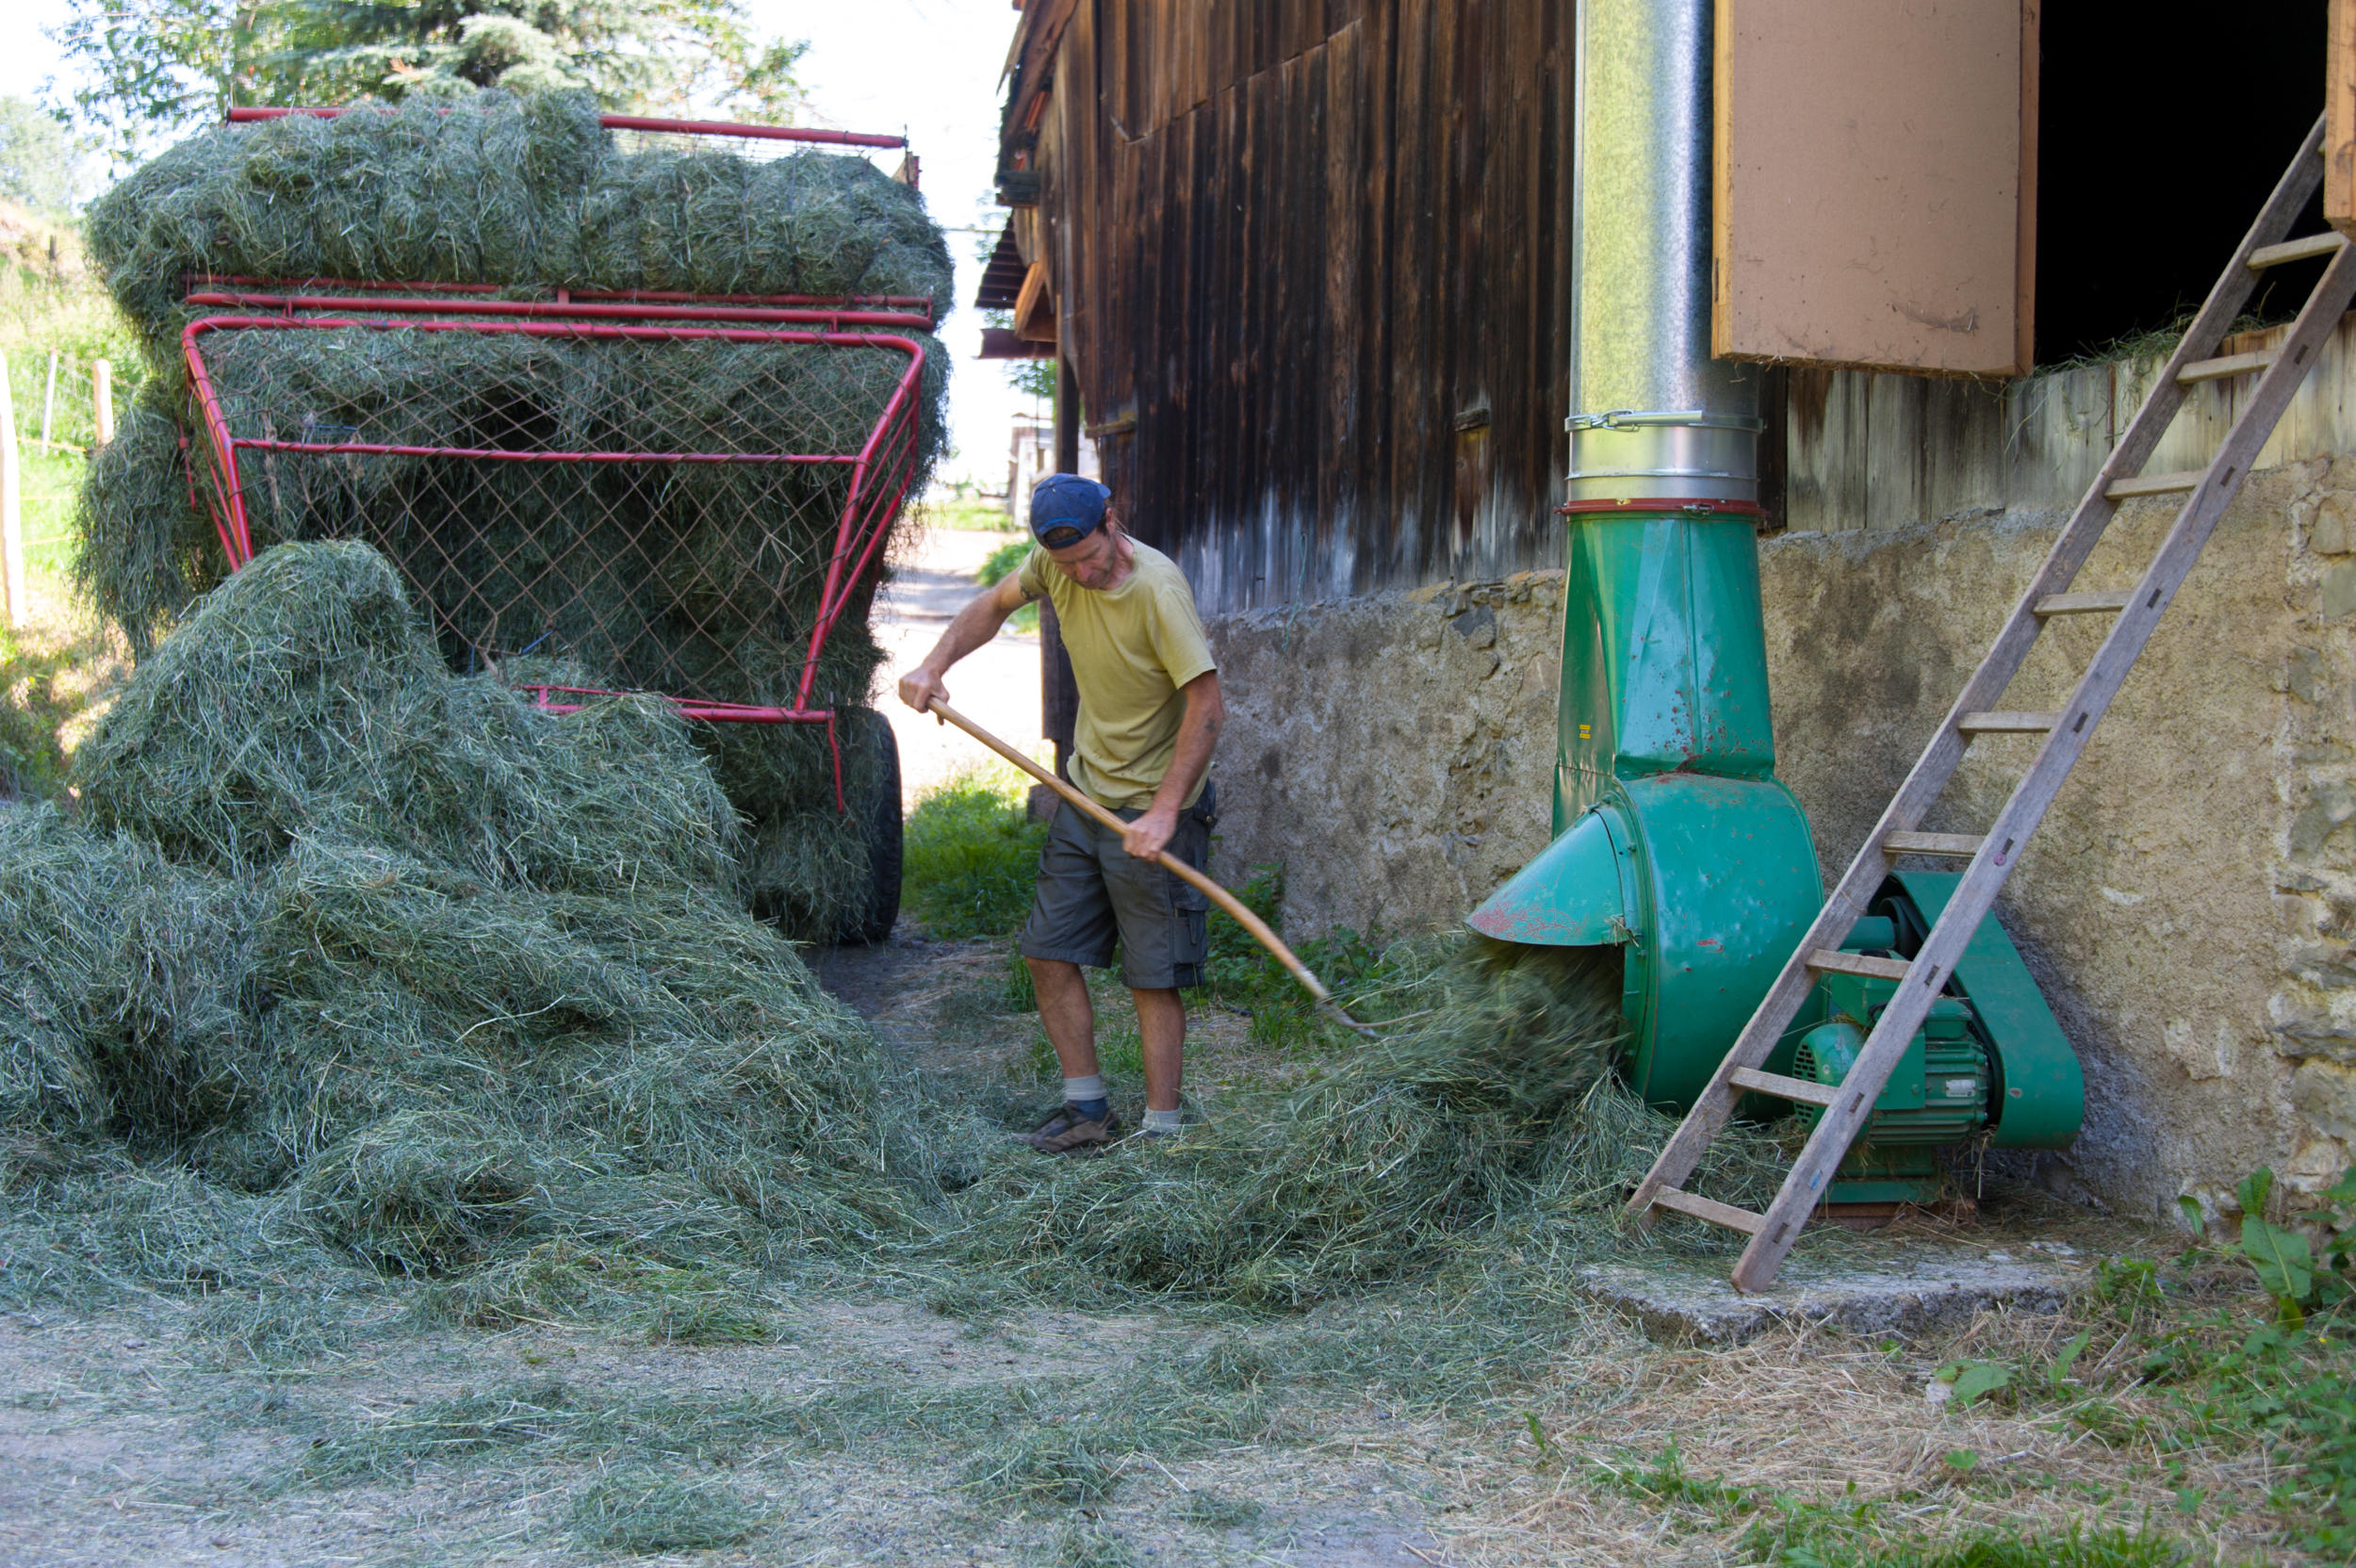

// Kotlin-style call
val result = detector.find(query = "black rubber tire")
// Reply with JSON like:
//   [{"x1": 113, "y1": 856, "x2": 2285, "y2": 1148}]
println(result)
[{"x1": 837, "y1": 708, "x2": 903, "y2": 945}]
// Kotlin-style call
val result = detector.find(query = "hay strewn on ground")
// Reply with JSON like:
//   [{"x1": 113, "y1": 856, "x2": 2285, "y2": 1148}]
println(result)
[
  {"x1": 3, "y1": 542, "x2": 969, "y2": 1329},
  {"x1": 933, "y1": 942, "x2": 1791, "y2": 1309},
  {"x1": 72, "y1": 90, "x2": 952, "y2": 930}
]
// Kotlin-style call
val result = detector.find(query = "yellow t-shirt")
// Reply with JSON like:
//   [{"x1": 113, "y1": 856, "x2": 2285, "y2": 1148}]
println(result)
[{"x1": 1017, "y1": 538, "x2": 1218, "y2": 809}]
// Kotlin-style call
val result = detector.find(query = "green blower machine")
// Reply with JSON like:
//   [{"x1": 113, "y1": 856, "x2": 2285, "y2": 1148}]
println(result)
[{"x1": 1467, "y1": 0, "x2": 2081, "y2": 1212}]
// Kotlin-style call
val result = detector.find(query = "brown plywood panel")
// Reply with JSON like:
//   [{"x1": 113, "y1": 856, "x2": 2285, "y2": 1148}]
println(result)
[{"x1": 1713, "y1": 0, "x2": 2037, "y2": 377}]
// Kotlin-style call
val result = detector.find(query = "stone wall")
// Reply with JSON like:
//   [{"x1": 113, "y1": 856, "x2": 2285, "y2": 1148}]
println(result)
[{"x1": 1202, "y1": 459, "x2": 2356, "y2": 1224}]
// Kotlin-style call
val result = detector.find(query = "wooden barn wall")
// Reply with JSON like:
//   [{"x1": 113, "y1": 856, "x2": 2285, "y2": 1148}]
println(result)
[{"x1": 1037, "y1": 0, "x2": 1576, "y2": 615}]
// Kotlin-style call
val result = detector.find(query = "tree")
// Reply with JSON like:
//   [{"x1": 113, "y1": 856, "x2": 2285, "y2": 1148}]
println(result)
[
  {"x1": 51, "y1": 0, "x2": 809, "y2": 164},
  {"x1": 0, "y1": 97, "x2": 85, "y2": 213}
]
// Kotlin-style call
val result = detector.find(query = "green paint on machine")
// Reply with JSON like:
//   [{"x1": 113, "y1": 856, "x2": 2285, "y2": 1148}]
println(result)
[{"x1": 1468, "y1": 507, "x2": 2084, "y2": 1194}]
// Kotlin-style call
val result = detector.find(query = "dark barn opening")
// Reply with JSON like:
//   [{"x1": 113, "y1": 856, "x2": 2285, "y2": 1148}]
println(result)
[{"x1": 2036, "y1": 1, "x2": 2330, "y2": 366}]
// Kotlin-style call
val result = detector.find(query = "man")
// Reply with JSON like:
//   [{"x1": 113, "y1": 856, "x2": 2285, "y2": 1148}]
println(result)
[{"x1": 898, "y1": 473, "x2": 1223, "y2": 1154}]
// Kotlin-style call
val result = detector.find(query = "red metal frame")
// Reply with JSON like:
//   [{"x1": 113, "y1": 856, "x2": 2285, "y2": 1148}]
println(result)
[
  {"x1": 180, "y1": 304, "x2": 927, "y2": 808},
  {"x1": 185, "y1": 274, "x2": 936, "y2": 319},
  {"x1": 182, "y1": 287, "x2": 935, "y2": 333},
  {"x1": 1556, "y1": 497, "x2": 1769, "y2": 516},
  {"x1": 225, "y1": 105, "x2": 907, "y2": 150}
]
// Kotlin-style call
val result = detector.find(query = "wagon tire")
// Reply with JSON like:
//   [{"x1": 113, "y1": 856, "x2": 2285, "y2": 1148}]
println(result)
[{"x1": 837, "y1": 708, "x2": 903, "y2": 945}]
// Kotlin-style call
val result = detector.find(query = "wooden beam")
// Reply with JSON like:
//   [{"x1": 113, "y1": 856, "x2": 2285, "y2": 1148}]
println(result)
[
  {"x1": 1650, "y1": 1187, "x2": 1765, "y2": 1234},
  {"x1": 2333, "y1": 0, "x2": 2356, "y2": 237},
  {"x1": 1729, "y1": 1066, "x2": 1842, "y2": 1109},
  {"x1": 1013, "y1": 261, "x2": 1056, "y2": 343},
  {"x1": 2250, "y1": 233, "x2": 2348, "y2": 270},
  {"x1": 2179, "y1": 349, "x2": 2275, "y2": 384},
  {"x1": 1807, "y1": 950, "x2": 1915, "y2": 981},
  {"x1": 1884, "y1": 830, "x2": 1984, "y2": 858},
  {"x1": 2033, "y1": 590, "x2": 2131, "y2": 616},
  {"x1": 2106, "y1": 470, "x2": 2201, "y2": 498},
  {"x1": 1958, "y1": 710, "x2": 2061, "y2": 734}
]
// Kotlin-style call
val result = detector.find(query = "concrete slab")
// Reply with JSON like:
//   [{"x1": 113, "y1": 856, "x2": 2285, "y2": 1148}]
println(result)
[{"x1": 1574, "y1": 1246, "x2": 2089, "y2": 1345}]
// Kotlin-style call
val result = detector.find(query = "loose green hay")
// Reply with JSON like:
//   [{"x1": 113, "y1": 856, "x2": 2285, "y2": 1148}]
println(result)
[
  {"x1": 938, "y1": 939, "x2": 1791, "y2": 1309},
  {"x1": 566, "y1": 1467, "x2": 770, "y2": 1554},
  {"x1": 0, "y1": 541, "x2": 980, "y2": 1332},
  {"x1": 71, "y1": 383, "x2": 215, "y2": 657},
  {"x1": 6, "y1": 543, "x2": 1779, "y2": 1395}
]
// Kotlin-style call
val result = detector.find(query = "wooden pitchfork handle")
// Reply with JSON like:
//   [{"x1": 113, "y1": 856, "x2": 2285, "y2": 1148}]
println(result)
[{"x1": 923, "y1": 696, "x2": 1376, "y2": 1035}]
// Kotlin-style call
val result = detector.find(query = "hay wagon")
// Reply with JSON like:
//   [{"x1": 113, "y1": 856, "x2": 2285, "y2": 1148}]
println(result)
[{"x1": 171, "y1": 109, "x2": 939, "y2": 943}]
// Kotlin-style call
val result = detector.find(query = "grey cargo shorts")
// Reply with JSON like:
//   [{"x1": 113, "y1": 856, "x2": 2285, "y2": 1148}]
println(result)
[{"x1": 1019, "y1": 783, "x2": 1217, "y2": 990}]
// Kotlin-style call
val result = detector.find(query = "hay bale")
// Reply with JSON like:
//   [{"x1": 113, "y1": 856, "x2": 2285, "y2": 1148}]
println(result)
[
  {"x1": 86, "y1": 92, "x2": 951, "y2": 354},
  {"x1": 74, "y1": 92, "x2": 948, "y2": 925}
]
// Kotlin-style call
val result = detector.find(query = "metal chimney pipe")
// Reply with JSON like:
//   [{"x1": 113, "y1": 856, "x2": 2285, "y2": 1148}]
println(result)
[{"x1": 1567, "y1": 0, "x2": 1761, "y2": 504}]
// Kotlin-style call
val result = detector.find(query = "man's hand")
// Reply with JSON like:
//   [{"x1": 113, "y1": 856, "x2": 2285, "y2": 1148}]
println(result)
[
  {"x1": 1122, "y1": 804, "x2": 1180, "y2": 861},
  {"x1": 897, "y1": 665, "x2": 949, "y2": 720},
  {"x1": 900, "y1": 579, "x2": 1031, "y2": 723}
]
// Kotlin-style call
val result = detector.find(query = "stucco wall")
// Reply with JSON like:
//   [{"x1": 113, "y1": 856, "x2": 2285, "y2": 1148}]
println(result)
[{"x1": 1202, "y1": 460, "x2": 2356, "y2": 1222}]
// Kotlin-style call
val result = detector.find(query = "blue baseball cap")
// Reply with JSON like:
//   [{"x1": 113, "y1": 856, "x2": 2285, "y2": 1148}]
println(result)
[{"x1": 1029, "y1": 473, "x2": 1111, "y2": 548}]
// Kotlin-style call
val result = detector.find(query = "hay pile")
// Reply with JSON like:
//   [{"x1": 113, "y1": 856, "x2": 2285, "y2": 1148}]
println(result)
[
  {"x1": 87, "y1": 93, "x2": 951, "y2": 355},
  {"x1": 73, "y1": 91, "x2": 952, "y2": 933},
  {"x1": 2, "y1": 542, "x2": 966, "y2": 1332},
  {"x1": 938, "y1": 942, "x2": 1790, "y2": 1309}
]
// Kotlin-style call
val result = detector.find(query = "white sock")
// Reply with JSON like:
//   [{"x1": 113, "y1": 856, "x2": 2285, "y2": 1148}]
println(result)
[
  {"x1": 1063, "y1": 1074, "x2": 1108, "y2": 1105},
  {"x1": 1142, "y1": 1107, "x2": 1184, "y2": 1133}
]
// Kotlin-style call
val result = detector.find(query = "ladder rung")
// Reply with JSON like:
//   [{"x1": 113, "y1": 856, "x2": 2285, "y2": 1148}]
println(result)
[
  {"x1": 1807, "y1": 949, "x2": 1914, "y2": 981},
  {"x1": 1729, "y1": 1066, "x2": 1842, "y2": 1108},
  {"x1": 1649, "y1": 1186, "x2": 1766, "y2": 1234},
  {"x1": 1883, "y1": 830, "x2": 1983, "y2": 858},
  {"x1": 2179, "y1": 349, "x2": 2276, "y2": 384},
  {"x1": 2248, "y1": 232, "x2": 2348, "y2": 270},
  {"x1": 1958, "y1": 710, "x2": 2060, "y2": 734},
  {"x1": 2033, "y1": 590, "x2": 2133, "y2": 616},
  {"x1": 2106, "y1": 470, "x2": 2201, "y2": 499}
]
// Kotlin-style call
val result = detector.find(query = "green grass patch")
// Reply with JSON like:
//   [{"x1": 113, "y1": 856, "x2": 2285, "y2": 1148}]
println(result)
[
  {"x1": 1201, "y1": 863, "x2": 1406, "y2": 1053},
  {"x1": 901, "y1": 761, "x2": 1049, "y2": 939},
  {"x1": 976, "y1": 535, "x2": 1039, "y2": 633},
  {"x1": 910, "y1": 493, "x2": 1022, "y2": 532},
  {"x1": 18, "y1": 448, "x2": 86, "y2": 578}
]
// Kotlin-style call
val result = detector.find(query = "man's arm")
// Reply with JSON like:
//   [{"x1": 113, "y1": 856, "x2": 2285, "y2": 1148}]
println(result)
[
  {"x1": 897, "y1": 576, "x2": 1032, "y2": 718},
  {"x1": 1122, "y1": 670, "x2": 1223, "y2": 860}
]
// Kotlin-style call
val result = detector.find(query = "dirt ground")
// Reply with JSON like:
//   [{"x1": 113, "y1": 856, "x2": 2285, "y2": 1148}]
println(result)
[
  {"x1": 869, "y1": 526, "x2": 1043, "y2": 807},
  {"x1": 0, "y1": 923, "x2": 2325, "y2": 1568}
]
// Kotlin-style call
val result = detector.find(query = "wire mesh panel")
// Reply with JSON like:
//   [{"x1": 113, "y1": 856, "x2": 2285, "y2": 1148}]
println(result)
[{"x1": 182, "y1": 309, "x2": 926, "y2": 725}]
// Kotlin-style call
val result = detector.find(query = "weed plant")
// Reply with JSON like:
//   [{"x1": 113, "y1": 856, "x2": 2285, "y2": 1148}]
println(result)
[
  {"x1": 902, "y1": 762, "x2": 1049, "y2": 939},
  {"x1": 976, "y1": 536, "x2": 1039, "y2": 632}
]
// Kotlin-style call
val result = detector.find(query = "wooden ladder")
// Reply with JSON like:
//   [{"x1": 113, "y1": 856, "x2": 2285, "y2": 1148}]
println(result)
[{"x1": 1625, "y1": 112, "x2": 2356, "y2": 1292}]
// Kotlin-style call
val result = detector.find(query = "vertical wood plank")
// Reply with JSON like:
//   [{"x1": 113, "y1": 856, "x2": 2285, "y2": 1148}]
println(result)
[
  {"x1": 2015, "y1": 0, "x2": 2040, "y2": 376},
  {"x1": 1863, "y1": 372, "x2": 1928, "y2": 529},
  {"x1": 2332, "y1": 0, "x2": 2356, "y2": 237}
]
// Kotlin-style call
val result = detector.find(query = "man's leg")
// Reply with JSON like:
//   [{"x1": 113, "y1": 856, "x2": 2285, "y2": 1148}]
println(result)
[
  {"x1": 1030, "y1": 957, "x2": 1100, "y2": 1080},
  {"x1": 1104, "y1": 804, "x2": 1210, "y2": 1135},
  {"x1": 1017, "y1": 807, "x2": 1123, "y2": 1152},
  {"x1": 1132, "y1": 986, "x2": 1185, "y2": 1114}
]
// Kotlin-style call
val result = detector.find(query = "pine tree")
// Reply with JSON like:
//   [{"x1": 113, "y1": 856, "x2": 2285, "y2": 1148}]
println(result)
[{"x1": 52, "y1": 0, "x2": 808, "y2": 163}]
